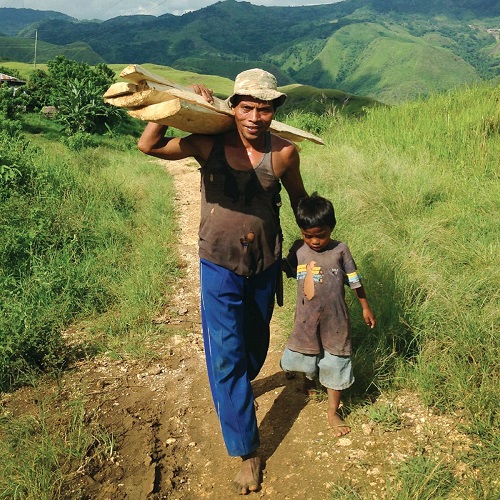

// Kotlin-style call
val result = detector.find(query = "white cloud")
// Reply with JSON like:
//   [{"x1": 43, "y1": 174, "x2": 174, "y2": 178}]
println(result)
[{"x1": 0, "y1": 0, "x2": 342, "y2": 20}]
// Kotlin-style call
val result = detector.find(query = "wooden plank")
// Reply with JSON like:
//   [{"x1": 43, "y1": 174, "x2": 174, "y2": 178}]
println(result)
[
  {"x1": 103, "y1": 82, "x2": 139, "y2": 98},
  {"x1": 120, "y1": 64, "x2": 185, "y2": 88},
  {"x1": 104, "y1": 89, "x2": 178, "y2": 108},
  {"x1": 127, "y1": 99, "x2": 236, "y2": 135},
  {"x1": 270, "y1": 120, "x2": 325, "y2": 145},
  {"x1": 120, "y1": 65, "x2": 234, "y2": 116}
]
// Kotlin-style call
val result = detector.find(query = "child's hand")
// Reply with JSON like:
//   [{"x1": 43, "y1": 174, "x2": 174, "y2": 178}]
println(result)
[
  {"x1": 281, "y1": 258, "x2": 296, "y2": 278},
  {"x1": 363, "y1": 308, "x2": 376, "y2": 329}
]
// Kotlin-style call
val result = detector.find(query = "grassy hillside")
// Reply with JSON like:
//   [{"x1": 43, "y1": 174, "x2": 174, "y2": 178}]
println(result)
[
  {"x1": 277, "y1": 80, "x2": 499, "y2": 490},
  {"x1": 0, "y1": 36, "x2": 105, "y2": 65},
  {"x1": 297, "y1": 21, "x2": 480, "y2": 103},
  {"x1": 0, "y1": 116, "x2": 177, "y2": 389},
  {"x1": 1, "y1": 1, "x2": 498, "y2": 104}
]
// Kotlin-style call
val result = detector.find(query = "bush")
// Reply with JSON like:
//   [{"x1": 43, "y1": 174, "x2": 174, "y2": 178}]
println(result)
[
  {"x1": 25, "y1": 56, "x2": 127, "y2": 136},
  {"x1": 61, "y1": 131, "x2": 97, "y2": 151},
  {"x1": 0, "y1": 127, "x2": 178, "y2": 390},
  {"x1": 0, "y1": 83, "x2": 28, "y2": 120},
  {"x1": 0, "y1": 130, "x2": 36, "y2": 200}
]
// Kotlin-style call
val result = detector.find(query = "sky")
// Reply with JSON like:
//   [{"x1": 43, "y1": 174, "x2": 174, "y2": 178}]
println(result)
[{"x1": 0, "y1": 0, "x2": 343, "y2": 19}]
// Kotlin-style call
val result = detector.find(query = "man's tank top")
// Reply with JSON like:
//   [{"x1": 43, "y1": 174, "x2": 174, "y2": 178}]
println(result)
[{"x1": 198, "y1": 132, "x2": 282, "y2": 276}]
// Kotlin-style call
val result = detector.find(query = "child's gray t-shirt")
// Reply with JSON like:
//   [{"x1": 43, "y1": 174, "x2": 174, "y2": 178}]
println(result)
[{"x1": 284, "y1": 239, "x2": 362, "y2": 356}]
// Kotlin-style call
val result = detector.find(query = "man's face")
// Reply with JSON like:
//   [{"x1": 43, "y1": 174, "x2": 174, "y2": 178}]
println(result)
[{"x1": 233, "y1": 97, "x2": 275, "y2": 140}]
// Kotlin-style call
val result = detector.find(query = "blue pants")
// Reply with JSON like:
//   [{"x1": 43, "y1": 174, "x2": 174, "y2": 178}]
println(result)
[{"x1": 200, "y1": 258, "x2": 279, "y2": 456}]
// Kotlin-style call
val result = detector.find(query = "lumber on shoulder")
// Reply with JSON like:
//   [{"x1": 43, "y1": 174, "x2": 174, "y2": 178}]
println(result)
[
  {"x1": 270, "y1": 120, "x2": 324, "y2": 145},
  {"x1": 120, "y1": 64, "x2": 233, "y2": 115},
  {"x1": 104, "y1": 89, "x2": 178, "y2": 108},
  {"x1": 127, "y1": 99, "x2": 235, "y2": 135},
  {"x1": 110, "y1": 64, "x2": 324, "y2": 145}
]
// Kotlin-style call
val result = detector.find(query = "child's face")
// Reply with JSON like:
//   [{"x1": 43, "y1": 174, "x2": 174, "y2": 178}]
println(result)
[{"x1": 300, "y1": 225, "x2": 333, "y2": 252}]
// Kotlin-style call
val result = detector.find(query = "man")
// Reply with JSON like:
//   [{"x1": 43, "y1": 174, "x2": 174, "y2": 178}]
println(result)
[{"x1": 138, "y1": 68, "x2": 307, "y2": 494}]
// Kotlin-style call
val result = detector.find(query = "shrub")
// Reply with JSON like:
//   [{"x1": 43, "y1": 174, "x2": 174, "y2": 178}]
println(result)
[
  {"x1": 25, "y1": 56, "x2": 128, "y2": 136},
  {"x1": 61, "y1": 131, "x2": 97, "y2": 151}
]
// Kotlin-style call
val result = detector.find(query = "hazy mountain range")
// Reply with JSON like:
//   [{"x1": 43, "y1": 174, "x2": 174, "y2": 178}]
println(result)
[{"x1": 1, "y1": 0, "x2": 498, "y2": 104}]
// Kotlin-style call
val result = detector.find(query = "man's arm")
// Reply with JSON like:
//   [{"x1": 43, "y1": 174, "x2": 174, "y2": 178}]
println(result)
[
  {"x1": 137, "y1": 84, "x2": 215, "y2": 162},
  {"x1": 277, "y1": 144, "x2": 307, "y2": 214},
  {"x1": 138, "y1": 123, "x2": 211, "y2": 161}
]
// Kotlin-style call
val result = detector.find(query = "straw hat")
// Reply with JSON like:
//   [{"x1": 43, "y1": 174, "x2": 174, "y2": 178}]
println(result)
[{"x1": 227, "y1": 68, "x2": 287, "y2": 108}]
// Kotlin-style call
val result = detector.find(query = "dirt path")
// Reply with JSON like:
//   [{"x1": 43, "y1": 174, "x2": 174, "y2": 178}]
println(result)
[{"x1": 2, "y1": 158, "x2": 472, "y2": 499}]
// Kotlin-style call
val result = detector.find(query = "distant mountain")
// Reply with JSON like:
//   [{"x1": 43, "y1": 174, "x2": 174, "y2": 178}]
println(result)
[
  {"x1": 0, "y1": 7, "x2": 75, "y2": 36},
  {"x1": 347, "y1": 0, "x2": 499, "y2": 16},
  {"x1": 0, "y1": 35, "x2": 105, "y2": 65},
  {"x1": 0, "y1": 1, "x2": 498, "y2": 104}
]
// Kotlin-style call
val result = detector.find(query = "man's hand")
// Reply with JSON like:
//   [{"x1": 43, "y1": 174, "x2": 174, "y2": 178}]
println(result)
[{"x1": 190, "y1": 84, "x2": 214, "y2": 104}]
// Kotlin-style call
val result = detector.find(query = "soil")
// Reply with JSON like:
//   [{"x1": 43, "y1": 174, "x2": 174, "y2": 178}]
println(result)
[{"x1": 1, "y1": 158, "x2": 474, "y2": 499}]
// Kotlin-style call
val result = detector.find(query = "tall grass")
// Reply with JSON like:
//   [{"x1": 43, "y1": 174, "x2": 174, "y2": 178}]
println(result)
[
  {"x1": 0, "y1": 121, "x2": 179, "y2": 389},
  {"x1": 0, "y1": 387, "x2": 115, "y2": 499},
  {"x1": 278, "y1": 82, "x2": 499, "y2": 482}
]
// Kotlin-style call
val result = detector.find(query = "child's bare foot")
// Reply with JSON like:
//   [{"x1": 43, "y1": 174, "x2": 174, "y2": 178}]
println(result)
[
  {"x1": 302, "y1": 376, "x2": 318, "y2": 396},
  {"x1": 233, "y1": 453, "x2": 261, "y2": 494},
  {"x1": 328, "y1": 408, "x2": 351, "y2": 437}
]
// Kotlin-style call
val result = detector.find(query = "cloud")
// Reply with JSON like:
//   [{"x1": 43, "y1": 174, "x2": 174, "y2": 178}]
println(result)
[{"x1": 1, "y1": 0, "x2": 342, "y2": 20}]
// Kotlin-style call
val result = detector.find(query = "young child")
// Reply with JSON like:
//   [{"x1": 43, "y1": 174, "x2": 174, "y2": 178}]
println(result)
[{"x1": 281, "y1": 193, "x2": 376, "y2": 436}]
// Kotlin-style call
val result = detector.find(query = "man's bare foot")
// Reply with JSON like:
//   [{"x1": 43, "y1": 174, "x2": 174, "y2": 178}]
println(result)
[
  {"x1": 328, "y1": 408, "x2": 351, "y2": 437},
  {"x1": 233, "y1": 453, "x2": 261, "y2": 494}
]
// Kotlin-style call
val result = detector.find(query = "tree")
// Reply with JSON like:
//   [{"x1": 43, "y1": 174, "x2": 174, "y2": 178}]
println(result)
[
  {"x1": 25, "y1": 69, "x2": 52, "y2": 111},
  {"x1": 27, "y1": 56, "x2": 126, "y2": 135}
]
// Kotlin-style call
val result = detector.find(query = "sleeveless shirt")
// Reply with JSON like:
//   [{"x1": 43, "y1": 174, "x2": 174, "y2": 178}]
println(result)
[{"x1": 198, "y1": 132, "x2": 282, "y2": 276}]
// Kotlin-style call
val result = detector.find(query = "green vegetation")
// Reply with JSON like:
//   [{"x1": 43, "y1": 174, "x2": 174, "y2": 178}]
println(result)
[
  {"x1": 0, "y1": 66, "x2": 178, "y2": 389},
  {"x1": 1, "y1": 1, "x2": 498, "y2": 104},
  {"x1": 387, "y1": 455, "x2": 457, "y2": 499},
  {"x1": 0, "y1": 56, "x2": 498, "y2": 496},
  {"x1": 0, "y1": 388, "x2": 115, "y2": 498},
  {"x1": 297, "y1": 21, "x2": 482, "y2": 103},
  {"x1": 276, "y1": 80, "x2": 499, "y2": 496},
  {"x1": 26, "y1": 56, "x2": 125, "y2": 135}
]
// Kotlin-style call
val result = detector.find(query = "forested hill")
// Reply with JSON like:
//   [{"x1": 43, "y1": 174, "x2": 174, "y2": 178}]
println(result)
[
  {"x1": 346, "y1": 0, "x2": 499, "y2": 16},
  {"x1": 0, "y1": 7, "x2": 74, "y2": 36},
  {"x1": 1, "y1": 0, "x2": 499, "y2": 104}
]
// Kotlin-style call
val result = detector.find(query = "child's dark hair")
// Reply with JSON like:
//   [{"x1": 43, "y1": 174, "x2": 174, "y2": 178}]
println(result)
[{"x1": 295, "y1": 193, "x2": 336, "y2": 230}]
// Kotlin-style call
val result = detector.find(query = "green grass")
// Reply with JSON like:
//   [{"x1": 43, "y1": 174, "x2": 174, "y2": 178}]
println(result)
[
  {"x1": 0, "y1": 75, "x2": 498, "y2": 496},
  {"x1": 387, "y1": 455, "x2": 457, "y2": 499},
  {"x1": 275, "y1": 80, "x2": 499, "y2": 495},
  {"x1": 0, "y1": 112, "x2": 181, "y2": 496},
  {"x1": 0, "y1": 386, "x2": 115, "y2": 499},
  {"x1": 0, "y1": 115, "x2": 179, "y2": 389}
]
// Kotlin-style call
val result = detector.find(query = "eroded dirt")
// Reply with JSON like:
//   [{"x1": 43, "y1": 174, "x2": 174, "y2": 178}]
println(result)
[{"x1": 1, "y1": 158, "x2": 475, "y2": 499}]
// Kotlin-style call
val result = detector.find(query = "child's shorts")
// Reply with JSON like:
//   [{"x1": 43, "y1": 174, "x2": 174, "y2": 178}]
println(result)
[{"x1": 280, "y1": 347, "x2": 354, "y2": 391}]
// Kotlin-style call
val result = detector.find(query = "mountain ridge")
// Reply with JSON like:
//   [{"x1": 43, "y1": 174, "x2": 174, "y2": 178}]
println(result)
[{"x1": 0, "y1": 1, "x2": 498, "y2": 104}]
